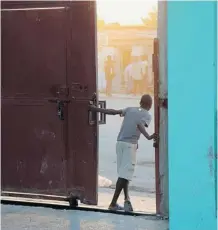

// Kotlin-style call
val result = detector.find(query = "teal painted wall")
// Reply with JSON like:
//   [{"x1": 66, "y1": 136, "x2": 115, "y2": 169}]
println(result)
[{"x1": 168, "y1": 1, "x2": 217, "y2": 230}]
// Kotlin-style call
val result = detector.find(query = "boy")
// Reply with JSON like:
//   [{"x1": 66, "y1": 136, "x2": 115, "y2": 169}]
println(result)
[{"x1": 89, "y1": 94, "x2": 158, "y2": 212}]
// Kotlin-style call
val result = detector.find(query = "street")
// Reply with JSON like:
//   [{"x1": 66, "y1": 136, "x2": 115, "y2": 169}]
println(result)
[
  {"x1": 98, "y1": 95, "x2": 156, "y2": 213},
  {"x1": 1, "y1": 205, "x2": 168, "y2": 230}
]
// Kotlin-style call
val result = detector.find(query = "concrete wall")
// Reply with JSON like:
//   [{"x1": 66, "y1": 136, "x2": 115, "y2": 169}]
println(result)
[{"x1": 168, "y1": 2, "x2": 217, "y2": 230}]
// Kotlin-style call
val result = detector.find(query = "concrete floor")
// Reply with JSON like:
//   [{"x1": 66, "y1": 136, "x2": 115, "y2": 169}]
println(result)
[
  {"x1": 98, "y1": 95, "x2": 156, "y2": 213},
  {"x1": 1, "y1": 204, "x2": 169, "y2": 230},
  {"x1": 1, "y1": 95, "x2": 159, "y2": 229},
  {"x1": 97, "y1": 188, "x2": 156, "y2": 214}
]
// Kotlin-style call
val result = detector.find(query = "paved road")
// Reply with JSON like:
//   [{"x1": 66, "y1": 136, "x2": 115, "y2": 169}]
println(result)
[
  {"x1": 1, "y1": 204, "x2": 168, "y2": 230},
  {"x1": 98, "y1": 96, "x2": 156, "y2": 212}
]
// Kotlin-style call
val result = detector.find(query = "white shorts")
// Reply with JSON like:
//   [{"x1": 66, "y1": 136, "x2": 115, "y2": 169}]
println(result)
[{"x1": 116, "y1": 141, "x2": 137, "y2": 181}]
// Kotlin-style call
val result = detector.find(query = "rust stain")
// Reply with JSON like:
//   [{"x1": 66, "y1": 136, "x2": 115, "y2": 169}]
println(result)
[
  {"x1": 16, "y1": 160, "x2": 25, "y2": 171},
  {"x1": 40, "y1": 157, "x2": 48, "y2": 174},
  {"x1": 34, "y1": 128, "x2": 56, "y2": 141}
]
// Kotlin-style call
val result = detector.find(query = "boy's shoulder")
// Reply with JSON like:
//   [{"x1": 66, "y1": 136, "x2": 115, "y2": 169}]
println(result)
[
  {"x1": 124, "y1": 107, "x2": 138, "y2": 112},
  {"x1": 123, "y1": 107, "x2": 152, "y2": 124},
  {"x1": 136, "y1": 107, "x2": 152, "y2": 119},
  {"x1": 125, "y1": 107, "x2": 151, "y2": 116},
  {"x1": 126, "y1": 107, "x2": 148, "y2": 112}
]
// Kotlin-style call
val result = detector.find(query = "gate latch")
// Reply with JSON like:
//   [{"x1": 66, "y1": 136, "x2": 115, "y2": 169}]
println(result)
[
  {"x1": 48, "y1": 99, "x2": 70, "y2": 121},
  {"x1": 57, "y1": 100, "x2": 65, "y2": 121}
]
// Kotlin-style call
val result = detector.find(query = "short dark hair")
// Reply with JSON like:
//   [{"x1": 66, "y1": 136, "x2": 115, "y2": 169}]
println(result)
[{"x1": 140, "y1": 94, "x2": 152, "y2": 107}]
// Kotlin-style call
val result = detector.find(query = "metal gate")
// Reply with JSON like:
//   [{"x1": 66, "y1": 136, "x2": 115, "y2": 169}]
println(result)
[{"x1": 1, "y1": 1, "x2": 103, "y2": 205}]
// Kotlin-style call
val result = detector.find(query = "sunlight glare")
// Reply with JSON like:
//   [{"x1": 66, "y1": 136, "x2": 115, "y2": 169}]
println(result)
[{"x1": 97, "y1": 0, "x2": 157, "y2": 25}]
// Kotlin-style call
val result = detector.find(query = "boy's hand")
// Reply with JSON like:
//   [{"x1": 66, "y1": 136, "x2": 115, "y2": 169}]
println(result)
[{"x1": 149, "y1": 133, "x2": 159, "y2": 142}]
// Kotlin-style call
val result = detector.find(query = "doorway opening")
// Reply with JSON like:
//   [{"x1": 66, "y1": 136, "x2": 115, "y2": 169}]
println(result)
[
  {"x1": 1, "y1": 1, "x2": 167, "y2": 223},
  {"x1": 96, "y1": 1, "x2": 161, "y2": 214}
]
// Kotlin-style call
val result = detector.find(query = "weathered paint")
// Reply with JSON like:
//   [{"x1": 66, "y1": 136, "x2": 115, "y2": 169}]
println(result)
[
  {"x1": 168, "y1": 1, "x2": 217, "y2": 230},
  {"x1": 2, "y1": 1, "x2": 98, "y2": 205},
  {"x1": 157, "y1": 0, "x2": 168, "y2": 216}
]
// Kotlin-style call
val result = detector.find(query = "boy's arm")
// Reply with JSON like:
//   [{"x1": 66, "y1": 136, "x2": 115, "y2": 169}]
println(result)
[
  {"x1": 137, "y1": 124, "x2": 158, "y2": 141},
  {"x1": 137, "y1": 114, "x2": 156, "y2": 140},
  {"x1": 89, "y1": 105, "x2": 123, "y2": 115},
  {"x1": 137, "y1": 124, "x2": 152, "y2": 140}
]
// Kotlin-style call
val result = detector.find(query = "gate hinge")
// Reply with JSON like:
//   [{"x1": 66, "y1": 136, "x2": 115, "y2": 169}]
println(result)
[{"x1": 159, "y1": 98, "x2": 168, "y2": 109}]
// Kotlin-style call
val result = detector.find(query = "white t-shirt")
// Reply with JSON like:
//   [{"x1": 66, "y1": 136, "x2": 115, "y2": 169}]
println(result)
[
  {"x1": 132, "y1": 62, "x2": 143, "y2": 80},
  {"x1": 141, "y1": 61, "x2": 148, "y2": 76}
]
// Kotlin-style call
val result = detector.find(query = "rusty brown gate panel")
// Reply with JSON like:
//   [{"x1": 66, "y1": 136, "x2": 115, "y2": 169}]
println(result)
[
  {"x1": 66, "y1": 2, "x2": 98, "y2": 205},
  {"x1": 2, "y1": 5, "x2": 68, "y2": 195},
  {"x1": 1, "y1": 1, "x2": 99, "y2": 205}
]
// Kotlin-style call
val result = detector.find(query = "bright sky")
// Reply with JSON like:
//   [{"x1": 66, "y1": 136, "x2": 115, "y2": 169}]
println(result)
[{"x1": 97, "y1": 0, "x2": 157, "y2": 25}]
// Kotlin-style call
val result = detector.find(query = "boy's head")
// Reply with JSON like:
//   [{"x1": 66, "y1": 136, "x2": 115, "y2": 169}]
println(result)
[{"x1": 140, "y1": 94, "x2": 152, "y2": 111}]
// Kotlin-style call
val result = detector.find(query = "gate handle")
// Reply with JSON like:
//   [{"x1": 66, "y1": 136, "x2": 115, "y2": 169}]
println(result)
[
  {"x1": 48, "y1": 99, "x2": 70, "y2": 121},
  {"x1": 88, "y1": 94, "x2": 106, "y2": 125}
]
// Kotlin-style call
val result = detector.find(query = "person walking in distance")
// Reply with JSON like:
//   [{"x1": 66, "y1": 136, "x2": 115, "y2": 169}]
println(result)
[
  {"x1": 132, "y1": 56, "x2": 144, "y2": 95},
  {"x1": 124, "y1": 62, "x2": 133, "y2": 94},
  {"x1": 89, "y1": 94, "x2": 158, "y2": 212},
  {"x1": 104, "y1": 55, "x2": 115, "y2": 96}
]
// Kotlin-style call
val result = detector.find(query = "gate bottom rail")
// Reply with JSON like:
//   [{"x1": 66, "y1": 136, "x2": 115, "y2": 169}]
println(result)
[{"x1": 1, "y1": 191, "x2": 79, "y2": 207}]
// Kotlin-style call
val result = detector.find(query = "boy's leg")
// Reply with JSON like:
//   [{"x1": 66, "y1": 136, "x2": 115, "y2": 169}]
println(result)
[
  {"x1": 109, "y1": 177, "x2": 126, "y2": 209},
  {"x1": 109, "y1": 177, "x2": 133, "y2": 211},
  {"x1": 123, "y1": 178, "x2": 134, "y2": 212},
  {"x1": 108, "y1": 142, "x2": 125, "y2": 210},
  {"x1": 123, "y1": 179, "x2": 130, "y2": 201},
  {"x1": 109, "y1": 142, "x2": 136, "y2": 211},
  {"x1": 122, "y1": 143, "x2": 136, "y2": 212}
]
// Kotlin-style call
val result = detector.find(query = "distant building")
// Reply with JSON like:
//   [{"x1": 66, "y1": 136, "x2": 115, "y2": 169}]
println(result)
[{"x1": 97, "y1": 24, "x2": 157, "y2": 93}]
